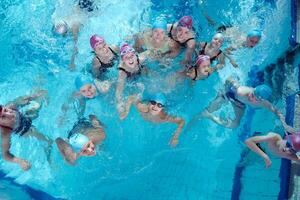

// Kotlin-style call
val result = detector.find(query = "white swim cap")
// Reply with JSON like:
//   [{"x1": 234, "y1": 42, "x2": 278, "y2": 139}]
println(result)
[
  {"x1": 69, "y1": 133, "x2": 89, "y2": 152},
  {"x1": 54, "y1": 20, "x2": 69, "y2": 35}
]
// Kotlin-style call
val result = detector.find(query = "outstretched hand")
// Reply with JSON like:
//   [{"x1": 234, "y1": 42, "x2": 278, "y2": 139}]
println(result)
[
  {"x1": 169, "y1": 136, "x2": 179, "y2": 147},
  {"x1": 19, "y1": 159, "x2": 31, "y2": 171},
  {"x1": 263, "y1": 156, "x2": 272, "y2": 168}
]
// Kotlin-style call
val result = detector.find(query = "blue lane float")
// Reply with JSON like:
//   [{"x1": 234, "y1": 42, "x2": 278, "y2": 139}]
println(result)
[
  {"x1": 278, "y1": 63, "x2": 300, "y2": 200},
  {"x1": 289, "y1": 0, "x2": 298, "y2": 46}
]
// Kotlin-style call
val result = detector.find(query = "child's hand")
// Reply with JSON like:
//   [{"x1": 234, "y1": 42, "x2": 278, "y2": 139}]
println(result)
[
  {"x1": 263, "y1": 156, "x2": 272, "y2": 168},
  {"x1": 19, "y1": 159, "x2": 31, "y2": 171}
]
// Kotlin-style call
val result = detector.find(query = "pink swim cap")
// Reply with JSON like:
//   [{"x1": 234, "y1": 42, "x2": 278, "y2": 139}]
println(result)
[
  {"x1": 120, "y1": 43, "x2": 135, "y2": 58},
  {"x1": 178, "y1": 16, "x2": 193, "y2": 29},
  {"x1": 195, "y1": 55, "x2": 210, "y2": 66},
  {"x1": 90, "y1": 35, "x2": 104, "y2": 50},
  {"x1": 288, "y1": 132, "x2": 300, "y2": 151}
]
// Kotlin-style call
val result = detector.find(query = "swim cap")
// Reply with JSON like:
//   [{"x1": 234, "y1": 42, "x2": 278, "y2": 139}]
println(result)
[
  {"x1": 247, "y1": 29, "x2": 262, "y2": 39},
  {"x1": 69, "y1": 133, "x2": 89, "y2": 152},
  {"x1": 254, "y1": 84, "x2": 272, "y2": 100},
  {"x1": 153, "y1": 19, "x2": 168, "y2": 31},
  {"x1": 151, "y1": 93, "x2": 166, "y2": 106},
  {"x1": 75, "y1": 75, "x2": 94, "y2": 90},
  {"x1": 90, "y1": 35, "x2": 105, "y2": 50},
  {"x1": 195, "y1": 55, "x2": 210, "y2": 66},
  {"x1": 120, "y1": 43, "x2": 135, "y2": 58},
  {"x1": 214, "y1": 33, "x2": 224, "y2": 42},
  {"x1": 54, "y1": 20, "x2": 69, "y2": 35},
  {"x1": 178, "y1": 16, "x2": 193, "y2": 29},
  {"x1": 287, "y1": 133, "x2": 300, "y2": 152}
]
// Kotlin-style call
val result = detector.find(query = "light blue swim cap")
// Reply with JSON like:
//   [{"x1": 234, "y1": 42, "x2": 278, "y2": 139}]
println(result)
[
  {"x1": 75, "y1": 75, "x2": 94, "y2": 90},
  {"x1": 153, "y1": 19, "x2": 168, "y2": 31},
  {"x1": 151, "y1": 93, "x2": 166, "y2": 105},
  {"x1": 254, "y1": 84, "x2": 272, "y2": 100},
  {"x1": 69, "y1": 133, "x2": 89, "y2": 152},
  {"x1": 247, "y1": 29, "x2": 262, "y2": 39}
]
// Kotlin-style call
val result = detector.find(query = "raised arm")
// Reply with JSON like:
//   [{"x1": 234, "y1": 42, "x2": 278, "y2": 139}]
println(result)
[
  {"x1": 55, "y1": 138, "x2": 78, "y2": 165},
  {"x1": 69, "y1": 24, "x2": 80, "y2": 70},
  {"x1": 182, "y1": 39, "x2": 196, "y2": 65},
  {"x1": 165, "y1": 116, "x2": 185, "y2": 147},
  {"x1": 215, "y1": 53, "x2": 226, "y2": 69},
  {"x1": 6, "y1": 90, "x2": 47, "y2": 109},
  {"x1": 116, "y1": 70, "x2": 127, "y2": 118},
  {"x1": 245, "y1": 132, "x2": 280, "y2": 168},
  {"x1": 1, "y1": 127, "x2": 31, "y2": 170}
]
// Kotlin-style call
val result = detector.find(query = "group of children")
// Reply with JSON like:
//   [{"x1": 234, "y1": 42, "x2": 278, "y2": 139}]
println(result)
[{"x1": 0, "y1": 0, "x2": 299, "y2": 171}]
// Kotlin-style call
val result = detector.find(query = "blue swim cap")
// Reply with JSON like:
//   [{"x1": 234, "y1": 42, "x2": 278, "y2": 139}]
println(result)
[
  {"x1": 247, "y1": 29, "x2": 262, "y2": 39},
  {"x1": 75, "y1": 75, "x2": 94, "y2": 90},
  {"x1": 153, "y1": 19, "x2": 168, "y2": 31},
  {"x1": 69, "y1": 133, "x2": 89, "y2": 152},
  {"x1": 254, "y1": 84, "x2": 272, "y2": 100},
  {"x1": 151, "y1": 93, "x2": 166, "y2": 105}
]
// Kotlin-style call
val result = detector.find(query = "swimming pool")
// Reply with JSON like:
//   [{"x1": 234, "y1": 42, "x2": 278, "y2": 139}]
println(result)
[{"x1": 0, "y1": 0, "x2": 294, "y2": 199}]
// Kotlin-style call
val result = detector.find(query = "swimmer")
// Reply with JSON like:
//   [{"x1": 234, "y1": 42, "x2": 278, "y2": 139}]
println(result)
[
  {"x1": 225, "y1": 29, "x2": 262, "y2": 53},
  {"x1": 201, "y1": 12, "x2": 262, "y2": 51},
  {"x1": 184, "y1": 55, "x2": 215, "y2": 81},
  {"x1": 0, "y1": 90, "x2": 52, "y2": 171},
  {"x1": 190, "y1": 77, "x2": 295, "y2": 132},
  {"x1": 116, "y1": 43, "x2": 148, "y2": 118},
  {"x1": 198, "y1": 33, "x2": 237, "y2": 68},
  {"x1": 245, "y1": 132, "x2": 300, "y2": 168},
  {"x1": 53, "y1": 0, "x2": 96, "y2": 70},
  {"x1": 121, "y1": 93, "x2": 185, "y2": 147},
  {"x1": 134, "y1": 19, "x2": 171, "y2": 60},
  {"x1": 167, "y1": 16, "x2": 196, "y2": 65},
  {"x1": 90, "y1": 34, "x2": 119, "y2": 80},
  {"x1": 56, "y1": 114, "x2": 105, "y2": 165},
  {"x1": 59, "y1": 74, "x2": 109, "y2": 124}
]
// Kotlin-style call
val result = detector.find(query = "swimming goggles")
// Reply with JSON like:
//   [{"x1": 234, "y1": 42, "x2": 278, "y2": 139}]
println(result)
[
  {"x1": 0, "y1": 105, "x2": 2, "y2": 113},
  {"x1": 120, "y1": 48, "x2": 135, "y2": 57},
  {"x1": 285, "y1": 137, "x2": 297, "y2": 154},
  {"x1": 150, "y1": 100, "x2": 164, "y2": 108}
]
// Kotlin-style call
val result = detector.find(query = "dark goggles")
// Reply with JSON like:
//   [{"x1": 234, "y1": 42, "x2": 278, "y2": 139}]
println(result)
[
  {"x1": 150, "y1": 100, "x2": 164, "y2": 108},
  {"x1": 286, "y1": 136, "x2": 297, "y2": 154}
]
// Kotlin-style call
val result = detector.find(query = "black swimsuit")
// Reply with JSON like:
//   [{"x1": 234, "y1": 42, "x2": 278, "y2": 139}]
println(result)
[
  {"x1": 224, "y1": 85, "x2": 246, "y2": 109},
  {"x1": 14, "y1": 114, "x2": 32, "y2": 136},
  {"x1": 78, "y1": 0, "x2": 94, "y2": 12},
  {"x1": 199, "y1": 42, "x2": 222, "y2": 62},
  {"x1": 118, "y1": 57, "x2": 144, "y2": 79},
  {"x1": 95, "y1": 47, "x2": 118, "y2": 73},
  {"x1": 67, "y1": 118, "x2": 93, "y2": 139},
  {"x1": 168, "y1": 24, "x2": 195, "y2": 47}
]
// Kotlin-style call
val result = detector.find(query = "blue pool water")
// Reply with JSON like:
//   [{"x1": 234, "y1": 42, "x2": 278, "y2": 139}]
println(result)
[{"x1": 0, "y1": 0, "x2": 293, "y2": 199}]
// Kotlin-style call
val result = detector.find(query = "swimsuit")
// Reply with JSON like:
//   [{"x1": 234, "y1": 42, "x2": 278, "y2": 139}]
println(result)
[
  {"x1": 95, "y1": 47, "x2": 118, "y2": 74},
  {"x1": 13, "y1": 113, "x2": 32, "y2": 136},
  {"x1": 224, "y1": 84, "x2": 246, "y2": 109},
  {"x1": 168, "y1": 24, "x2": 195, "y2": 47},
  {"x1": 67, "y1": 118, "x2": 93, "y2": 139},
  {"x1": 199, "y1": 42, "x2": 223, "y2": 62},
  {"x1": 78, "y1": 0, "x2": 94, "y2": 12},
  {"x1": 118, "y1": 57, "x2": 144, "y2": 80}
]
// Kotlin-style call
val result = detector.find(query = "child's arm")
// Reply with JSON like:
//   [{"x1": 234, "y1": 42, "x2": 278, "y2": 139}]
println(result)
[
  {"x1": 245, "y1": 132, "x2": 280, "y2": 168},
  {"x1": 165, "y1": 116, "x2": 185, "y2": 147}
]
